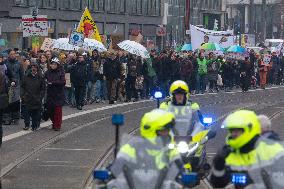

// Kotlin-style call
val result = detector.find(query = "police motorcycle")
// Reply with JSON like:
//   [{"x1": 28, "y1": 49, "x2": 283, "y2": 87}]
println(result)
[
  {"x1": 162, "y1": 103, "x2": 216, "y2": 188},
  {"x1": 93, "y1": 113, "x2": 196, "y2": 189},
  {"x1": 230, "y1": 138, "x2": 284, "y2": 189}
]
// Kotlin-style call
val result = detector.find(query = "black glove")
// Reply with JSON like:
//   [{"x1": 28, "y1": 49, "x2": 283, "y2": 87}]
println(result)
[{"x1": 213, "y1": 145, "x2": 232, "y2": 170}]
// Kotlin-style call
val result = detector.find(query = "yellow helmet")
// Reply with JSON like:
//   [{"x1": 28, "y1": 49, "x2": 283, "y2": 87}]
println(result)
[
  {"x1": 140, "y1": 109, "x2": 175, "y2": 139},
  {"x1": 223, "y1": 110, "x2": 261, "y2": 149},
  {"x1": 169, "y1": 80, "x2": 190, "y2": 99}
]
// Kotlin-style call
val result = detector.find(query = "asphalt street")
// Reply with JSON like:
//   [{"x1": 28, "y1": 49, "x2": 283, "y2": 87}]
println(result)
[{"x1": 2, "y1": 86, "x2": 284, "y2": 189}]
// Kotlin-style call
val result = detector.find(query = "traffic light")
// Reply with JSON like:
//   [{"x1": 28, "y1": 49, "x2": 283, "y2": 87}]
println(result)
[{"x1": 234, "y1": 24, "x2": 241, "y2": 35}]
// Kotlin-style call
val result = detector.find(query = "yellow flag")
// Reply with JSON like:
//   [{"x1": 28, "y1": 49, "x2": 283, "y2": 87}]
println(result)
[{"x1": 77, "y1": 7, "x2": 102, "y2": 42}]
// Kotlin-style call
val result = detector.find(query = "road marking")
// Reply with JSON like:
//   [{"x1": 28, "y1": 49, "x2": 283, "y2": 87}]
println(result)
[
  {"x1": 3, "y1": 100, "x2": 151, "y2": 142},
  {"x1": 1, "y1": 106, "x2": 152, "y2": 178},
  {"x1": 43, "y1": 161, "x2": 73, "y2": 163},
  {"x1": 38, "y1": 165, "x2": 89, "y2": 168},
  {"x1": 44, "y1": 148, "x2": 93, "y2": 151}
]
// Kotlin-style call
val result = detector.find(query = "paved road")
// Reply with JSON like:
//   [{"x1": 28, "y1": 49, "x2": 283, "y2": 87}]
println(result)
[{"x1": 2, "y1": 86, "x2": 284, "y2": 189}]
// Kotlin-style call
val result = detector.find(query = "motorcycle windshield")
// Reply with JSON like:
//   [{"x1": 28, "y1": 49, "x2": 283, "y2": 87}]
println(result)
[
  {"x1": 109, "y1": 134, "x2": 182, "y2": 189},
  {"x1": 247, "y1": 137, "x2": 284, "y2": 189}
]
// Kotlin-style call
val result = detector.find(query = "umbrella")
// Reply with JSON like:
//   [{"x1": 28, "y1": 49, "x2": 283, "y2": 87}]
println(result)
[
  {"x1": 53, "y1": 38, "x2": 107, "y2": 52},
  {"x1": 200, "y1": 43, "x2": 223, "y2": 51},
  {"x1": 181, "y1": 44, "x2": 192, "y2": 51},
  {"x1": 175, "y1": 45, "x2": 182, "y2": 52},
  {"x1": 83, "y1": 38, "x2": 107, "y2": 52},
  {"x1": 118, "y1": 40, "x2": 150, "y2": 58},
  {"x1": 227, "y1": 45, "x2": 246, "y2": 53},
  {"x1": 53, "y1": 38, "x2": 79, "y2": 51}
]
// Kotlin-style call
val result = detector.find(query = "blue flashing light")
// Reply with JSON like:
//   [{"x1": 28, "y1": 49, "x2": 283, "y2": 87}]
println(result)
[
  {"x1": 93, "y1": 170, "x2": 110, "y2": 181},
  {"x1": 181, "y1": 172, "x2": 198, "y2": 185},
  {"x1": 203, "y1": 117, "x2": 213, "y2": 124},
  {"x1": 231, "y1": 173, "x2": 247, "y2": 185},
  {"x1": 154, "y1": 91, "x2": 163, "y2": 99},
  {"x1": 112, "y1": 114, "x2": 124, "y2": 125}
]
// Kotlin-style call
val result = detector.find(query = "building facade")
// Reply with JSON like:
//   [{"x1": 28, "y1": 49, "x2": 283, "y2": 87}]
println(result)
[
  {"x1": 0, "y1": 0, "x2": 164, "y2": 49},
  {"x1": 226, "y1": 0, "x2": 283, "y2": 43}
]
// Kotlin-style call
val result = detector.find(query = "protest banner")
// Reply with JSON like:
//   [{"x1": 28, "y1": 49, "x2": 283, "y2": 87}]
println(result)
[
  {"x1": 190, "y1": 25, "x2": 234, "y2": 50},
  {"x1": 22, "y1": 15, "x2": 48, "y2": 37}
]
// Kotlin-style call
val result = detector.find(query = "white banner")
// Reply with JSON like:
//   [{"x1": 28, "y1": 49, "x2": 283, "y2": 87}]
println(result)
[
  {"x1": 190, "y1": 25, "x2": 234, "y2": 51},
  {"x1": 22, "y1": 15, "x2": 48, "y2": 37}
]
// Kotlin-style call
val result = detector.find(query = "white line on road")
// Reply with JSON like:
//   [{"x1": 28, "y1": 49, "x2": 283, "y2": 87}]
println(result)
[
  {"x1": 43, "y1": 161, "x2": 73, "y2": 163},
  {"x1": 38, "y1": 165, "x2": 89, "y2": 168},
  {"x1": 3, "y1": 100, "x2": 151, "y2": 142},
  {"x1": 44, "y1": 148, "x2": 93, "y2": 151}
]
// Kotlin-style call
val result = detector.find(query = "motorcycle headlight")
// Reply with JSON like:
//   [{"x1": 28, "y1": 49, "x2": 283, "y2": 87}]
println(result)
[
  {"x1": 177, "y1": 141, "x2": 189, "y2": 154},
  {"x1": 168, "y1": 143, "x2": 175, "y2": 150}
]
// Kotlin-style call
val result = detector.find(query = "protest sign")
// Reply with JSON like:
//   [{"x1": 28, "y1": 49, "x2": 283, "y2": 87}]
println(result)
[
  {"x1": 263, "y1": 54, "x2": 272, "y2": 65},
  {"x1": 22, "y1": 15, "x2": 48, "y2": 37},
  {"x1": 40, "y1": 38, "x2": 55, "y2": 51},
  {"x1": 69, "y1": 31, "x2": 84, "y2": 47},
  {"x1": 190, "y1": 25, "x2": 234, "y2": 50}
]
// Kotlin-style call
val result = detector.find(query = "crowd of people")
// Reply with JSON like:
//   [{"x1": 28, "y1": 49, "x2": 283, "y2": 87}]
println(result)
[{"x1": 0, "y1": 47, "x2": 284, "y2": 145}]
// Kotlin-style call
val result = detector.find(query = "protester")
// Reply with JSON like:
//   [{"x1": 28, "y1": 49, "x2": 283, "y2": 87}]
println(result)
[
  {"x1": 45, "y1": 57, "x2": 66, "y2": 131},
  {"x1": 70, "y1": 53, "x2": 88, "y2": 110},
  {"x1": 196, "y1": 52, "x2": 208, "y2": 94},
  {"x1": 3, "y1": 50, "x2": 21, "y2": 125},
  {"x1": 103, "y1": 51, "x2": 120, "y2": 104},
  {"x1": 0, "y1": 54, "x2": 14, "y2": 146},
  {"x1": 258, "y1": 54, "x2": 270, "y2": 89},
  {"x1": 21, "y1": 63, "x2": 45, "y2": 131},
  {"x1": 240, "y1": 57, "x2": 252, "y2": 92},
  {"x1": 207, "y1": 53, "x2": 220, "y2": 93}
]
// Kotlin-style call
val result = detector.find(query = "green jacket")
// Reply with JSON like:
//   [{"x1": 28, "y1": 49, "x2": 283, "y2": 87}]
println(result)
[
  {"x1": 145, "y1": 58, "x2": 156, "y2": 78},
  {"x1": 197, "y1": 58, "x2": 208, "y2": 75}
]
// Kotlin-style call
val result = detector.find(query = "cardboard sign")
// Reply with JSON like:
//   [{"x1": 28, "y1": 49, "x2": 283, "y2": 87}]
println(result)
[
  {"x1": 22, "y1": 15, "x2": 48, "y2": 37},
  {"x1": 263, "y1": 54, "x2": 272, "y2": 65},
  {"x1": 40, "y1": 38, "x2": 55, "y2": 51}
]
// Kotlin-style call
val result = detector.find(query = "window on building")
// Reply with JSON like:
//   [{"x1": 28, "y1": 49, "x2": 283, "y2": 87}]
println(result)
[
  {"x1": 15, "y1": 0, "x2": 28, "y2": 6},
  {"x1": 41, "y1": 0, "x2": 56, "y2": 8},
  {"x1": 107, "y1": 0, "x2": 125, "y2": 13},
  {"x1": 87, "y1": 0, "x2": 105, "y2": 12},
  {"x1": 145, "y1": 0, "x2": 160, "y2": 16},
  {"x1": 131, "y1": 0, "x2": 142, "y2": 15},
  {"x1": 60, "y1": 0, "x2": 81, "y2": 10}
]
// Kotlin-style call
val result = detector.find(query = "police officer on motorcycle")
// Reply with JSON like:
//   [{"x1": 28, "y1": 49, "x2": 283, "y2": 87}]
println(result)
[
  {"x1": 159, "y1": 80, "x2": 203, "y2": 136},
  {"x1": 210, "y1": 110, "x2": 284, "y2": 188},
  {"x1": 109, "y1": 109, "x2": 182, "y2": 189},
  {"x1": 160, "y1": 80, "x2": 200, "y2": 110}
]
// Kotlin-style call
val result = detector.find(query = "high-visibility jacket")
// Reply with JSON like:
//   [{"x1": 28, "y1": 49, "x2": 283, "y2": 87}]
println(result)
[
  {"x1": 110, "y1": 137, "x2": 180, "y2": 178},
  {"x1": 211, "y1": 140, "x2": 284, "y2": 188},
  {"x1": 159, "y1": 100, "x2": 203, "y2": 136}
]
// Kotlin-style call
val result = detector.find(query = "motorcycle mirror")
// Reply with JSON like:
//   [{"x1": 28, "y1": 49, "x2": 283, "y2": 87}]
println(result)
[
  {"x1": 93, "y1": 170, "x2": 110, "y2": 181},
  {"x1": 181, "y1": 172, "x2": 198, "y2": 185},
  {"x1": 207, "y1": 130, "x2": 217, "y2": 140},
  {"x1": 174, "y1": 135, "x2": 192, "y2": 143},
  {"x1": 112, "y1": 114, "x2": 124, "y2": 126}
]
